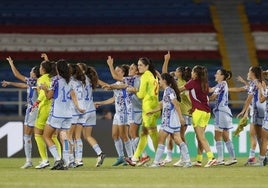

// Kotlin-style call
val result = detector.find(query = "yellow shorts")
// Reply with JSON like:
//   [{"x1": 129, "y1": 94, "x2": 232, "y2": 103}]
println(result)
[
  {"x1": 142, "y1": 111, "x2": 160, "y2": 128},
  {"x1": 192, "y1": 109, "x2": 211, "y2": 128},
  {"x1": 35, "y1": 105, "x2": 51, "y2": 130}
]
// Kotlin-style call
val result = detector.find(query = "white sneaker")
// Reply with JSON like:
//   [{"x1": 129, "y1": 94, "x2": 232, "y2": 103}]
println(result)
[
  {"x1": 225, "y1": 159, "x2": 237, "y2": 166},
  {"x1": 204, "y1": 159, "x2": 217, "y2": 168},
  {"x1": 173, "y1": 160, "x2": 185, "y2": 167},
  {"x1": 75, "y1": 161, "x2": 84, "y2": 167},
  {"x1": 35, "y1": 161, "x2": 50, "y2": 169},
  {"x1": 21, "y1": 161, "x2": 33, "y2": 169},
  {"x1": 163, "y1": 157, "x2": 172, "y2": 164},
  {"x1": 183, "y1": 162, "x2": 192, "y2": 168},
  {"x1": 214, "y1": 160, "x2": 225, "y2": 166},
  {"x1": 149, "y1": 163, "x2": 161, "y2": 168}
]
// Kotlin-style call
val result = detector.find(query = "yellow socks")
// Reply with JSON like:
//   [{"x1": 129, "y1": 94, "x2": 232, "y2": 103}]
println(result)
[{"x1": 35, "y1": 134, "x2": 47, "y2": 161}]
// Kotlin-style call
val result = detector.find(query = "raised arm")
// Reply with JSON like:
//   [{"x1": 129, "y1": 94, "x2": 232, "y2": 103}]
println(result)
[
  {"x1": 162, "y1": 51, "x2": 170, "y2": 74},
  {"x1": 107, "y1": 56, "x2": 123, "y2": 81},
  {"x1": 6, "y1": 57, "x2": 25, "y2": 82}
]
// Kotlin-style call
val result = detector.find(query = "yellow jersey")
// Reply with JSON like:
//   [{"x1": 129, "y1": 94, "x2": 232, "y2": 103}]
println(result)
[
  {"x1": 37, "y1": 73, "x2": 52, "y2": 109},
  {"x1": 137, "y1": 70, "x2": 159, "y2": 112},
  {"x1": 177, "y1": 78, "x2": 192, "y2": 116}
]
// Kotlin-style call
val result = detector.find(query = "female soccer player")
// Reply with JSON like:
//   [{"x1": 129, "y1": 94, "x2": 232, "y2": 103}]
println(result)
[
  {"x1": 161, "y1": 51, "x2": 192, "y2": 166},
  {"x1": 97, "y1": 58, "x2": 132, "y2": 166},
  {"x1": 148, "y1": 73, "x2": 192, "y2": 168},
  {"x1": 68, "y1": 64, "x2": 86, "y2": 167},
  {"x1": 253, "y1": 79, "x2": 267, "y2": 166},
  {"x1": 125, "y1": 57, "x2": 160, "y2": 166},
  {"x1": 77, "y1": 63, "x2": 106, "y2": 167},
  {"x1": 2, "y1": 57, "x2": 40, "y2": 169},
  {"x1": 180, "y1": 65, "x2": 216, "y2": 167},
  {"x1": 42, "y1": 59, "x2": 85, "y2": 170},
  {"x1": 209, "y1": 69, "x2": 237, "y2": 166},
  {"x1": 34, "y1": 58, "x2": 61, "y2": 169},
  {"x1": 236, "y1": 66, "x2": 266, "y2": 165}
]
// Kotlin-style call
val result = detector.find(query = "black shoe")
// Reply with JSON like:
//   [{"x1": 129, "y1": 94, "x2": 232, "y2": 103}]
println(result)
[
  {"x1": 51, "y1": 159, "x2": 64, "y2": 170},
  {"x1": 96, "y1": 153, "x2": 106, "y2": 167}
]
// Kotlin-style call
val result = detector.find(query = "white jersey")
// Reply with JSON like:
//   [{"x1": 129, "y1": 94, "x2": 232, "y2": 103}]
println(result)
[
  {"x1": 212, "y1": 81, "x2": 232, "y2": 116},
  {"x1": 49, "y1": 75, "x2": 72, "y2": 118},
  {"x1": 69, "y1": 76, "x2": 85, "y2": 115},
  {"x1": 84, "y1": 76, "x2": 96, "y2": 113},
  {"x1": 161, "y1": 86, "x2": 180, "y2": 130},
  {"x1": 247, "y1": 79, "x2": 266, "y2": 124},
  {"x1": 132, "y1": 76, "x2": 142, "y2": 112},
  {"x1": 25, "y1": 77, "x2": 38, "y2": 106},
  {"x1": 113, "y1": 81, "x2": 127, "y2": 114}
]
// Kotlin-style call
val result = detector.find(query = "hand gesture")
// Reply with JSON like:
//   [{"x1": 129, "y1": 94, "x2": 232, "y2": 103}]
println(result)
[
  {"x1": 164, "y1": 51, "x2": 170, "y2": 62},
  {"x1": 126, "y1": 86, "x2": 136, "y2": 93},
  {"x1": 102, "y1": 84, "x2": 112, "y2": 90},
  {"x1": 1, "y1": 80, "x2": 9, "y2": 87},
  {"x1": 6, "y1": 56, "x2": 14, "y2": 65},
  {"x1": 237, "y1": 111, "x2": 244, "y2": 118},
  {"x1": 78, "y1": 108, "x2": 86, "y2": 114},
  {"x1": 236, "y1": 76, "x2": 247, "y2": 84},
  {"x1": 107, "y1": 56, "x2": 113, "y2": 67},
  {"x1": 94, "y1": 102, "x2": 102, "y2": 108}
]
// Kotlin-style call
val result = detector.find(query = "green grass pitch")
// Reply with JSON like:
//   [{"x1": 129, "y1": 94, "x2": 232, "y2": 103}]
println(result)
[{"x1": 0, "y1": 157, "x2": 268, "y2": 188}]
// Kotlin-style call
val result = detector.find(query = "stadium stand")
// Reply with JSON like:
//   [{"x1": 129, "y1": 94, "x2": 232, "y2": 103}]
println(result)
[
  {"x1": 0, "y1": 0, "x2": 221, "y2": 116},
  {"x1": 245, "y1": 0, "x2": 268, "y2": 69}
]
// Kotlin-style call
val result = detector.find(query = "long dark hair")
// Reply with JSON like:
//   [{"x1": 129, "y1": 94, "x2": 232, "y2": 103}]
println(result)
[
  {"x1": 69, "y1": 63, "x2": 86, "y2": 85},
  {"x1": 139, "y1": 57, "x2": 157, "y2": 78},
  {"x1": 177, "y1": 66, "x2": 192, "y2": 81},
  {"x1": 161, "y1": 73, "x2": 181, "y2": 102},
  {"x1": 40, "y1": 60, "x2": 56, "y2": 78},
  {"x1": 56, "y1": 59, "x2": 70, "y2": 83},
  {"x1": 117, "y1": 64, "x2": 129, "y2": 77},
  {"x1": 250, "y1": 66, "x2": 264, "y2": 82},
  {"x1": 32, "y1": 66, "x2": 41, "y2": 78},
  {"x1": 193, "y1": 65, "x2": 208, "y2": 93},
  {"x1": 77, "y1": 63, "x2": 99, "y2": 90},
  {"x1": 219, "y1": 69, "x2": 232, "y2": 81}
]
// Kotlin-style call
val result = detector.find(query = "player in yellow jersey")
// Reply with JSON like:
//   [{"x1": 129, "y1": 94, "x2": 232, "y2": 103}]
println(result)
[
  {"x1": 33, "y1": 54, "x2": 61, "y2": 169},
  {"x1": 125, "y1": 57, "x2": 160, "y2": 166}
]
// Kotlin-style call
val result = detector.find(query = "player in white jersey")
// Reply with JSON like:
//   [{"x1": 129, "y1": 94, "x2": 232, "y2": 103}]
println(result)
[
  {"x1": 68, "y1": 64, "x2": 86, "y2": 167},
  {"x1": 1, "y1": 56, "x2": 40, "y2": 169},
  {"x1": 96, "y1": 57, "x2": 132, "y2": 166},
  {"x1": 42, "y1": 60, "x2": 84, "y2": 170},
  {"x1": 77, "y1": 63, "x2": 106, "y2": 167},
  {"x1": 161, "y1": 51, "x2": 193, "y2": 166},
  {"x1": 254, "y1": 80, "x2": 268, "y2": 166},
  {"x1": 127, "y1": 63, "x2": 142, "y2": 155},
  {"x1": 231, "y1": 67, "x2": 266, "y2": 165},
  {"x1": 209, "y1": 69, "x2": 237, "y2": 166},
  {"x1": 147, "y1": 73, "x2": 191, "y2": 168}
]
